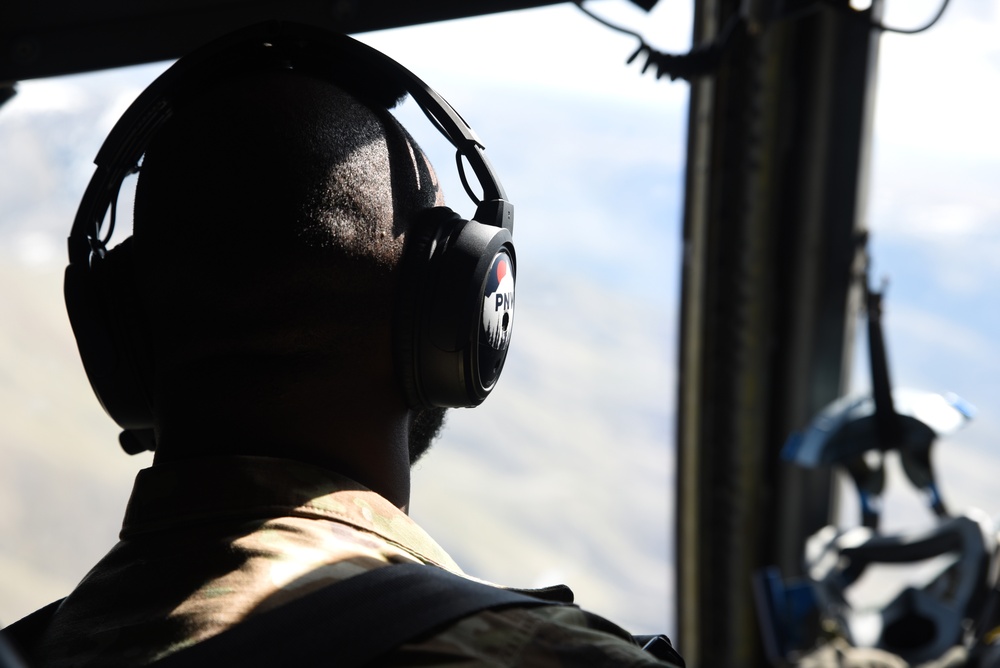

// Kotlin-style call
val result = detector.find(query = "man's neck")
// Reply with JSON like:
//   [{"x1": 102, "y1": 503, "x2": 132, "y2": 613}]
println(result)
[{"x1": 151, "y1": 393, "x2": 413, "y2": 509}]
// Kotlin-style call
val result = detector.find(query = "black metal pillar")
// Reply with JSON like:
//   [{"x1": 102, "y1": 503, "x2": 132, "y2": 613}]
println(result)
[{"x1": 675, "y1": 1, "x2": 882, "y2": 664}]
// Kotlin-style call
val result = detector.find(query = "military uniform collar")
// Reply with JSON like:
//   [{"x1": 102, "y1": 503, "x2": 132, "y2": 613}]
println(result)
[{"x1": 120, "y1": 455, "x2": 461, "y2": 572}]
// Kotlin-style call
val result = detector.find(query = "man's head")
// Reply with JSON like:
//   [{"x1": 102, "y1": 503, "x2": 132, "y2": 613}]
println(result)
[{"x1": 132, "y1": 65, "x2": 445, "y2": 468}]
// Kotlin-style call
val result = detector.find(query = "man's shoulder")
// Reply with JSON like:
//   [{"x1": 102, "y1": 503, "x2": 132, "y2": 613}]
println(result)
[
  {"x1": 263, "y1": 560, "x2": 681, "y2": 667},
  {"x1": 133, "y1": 563, "x2": 678, "y2": 668},
  {"x1": 389, "y1": 599, "x2": 680, "y2": 667}
]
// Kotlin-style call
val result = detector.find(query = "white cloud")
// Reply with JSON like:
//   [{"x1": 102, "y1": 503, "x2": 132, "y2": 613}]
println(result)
[
  {"x1": 357, "y1": 2, "x2": 691, "y2": 111},
  {"x1": 13, "y1": 230, "x2": 60, "y2": 267},
  {"x1": 874, "y1": 2, "x2": 1000, "y2": 159},
  {"x1": 867, "y1": 0, "x2": 1000, "y2": 308},
  {"x1": 2, "y1": 80, "x2": 87, "y2": 117},
  {"x1": 853, "y1": 302, "x2": 998, "y2": 386}
]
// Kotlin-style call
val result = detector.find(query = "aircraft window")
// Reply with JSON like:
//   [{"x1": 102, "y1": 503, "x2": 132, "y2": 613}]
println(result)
[
  {"x1": 0, "y1": 3, "x2": 686, "y2": 637},
  {"x1": 838, "y1": 0, "x2": 1000, "y2": 535}
]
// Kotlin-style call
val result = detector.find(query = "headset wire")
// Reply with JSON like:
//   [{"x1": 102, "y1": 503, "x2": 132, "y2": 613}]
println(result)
[{"x1": 574, "y1": 0, "x2": 953, "y2": 83}]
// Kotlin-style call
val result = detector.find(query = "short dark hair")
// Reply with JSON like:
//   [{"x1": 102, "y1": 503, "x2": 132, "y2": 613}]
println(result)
[{"x1": 133, "y1": 66, "x2": 439, "y2": 364}]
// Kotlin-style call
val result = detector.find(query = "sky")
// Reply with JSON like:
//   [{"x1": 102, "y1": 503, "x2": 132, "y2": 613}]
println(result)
[
  {"x1": 850, "y1": 0, "x2": 1000, "y2": 533},
  {"x1": 0, "y1": 1, "x2": 688, "y2": 636},
  {"x1": 0, "y1": 0, "x2": 998, "y2": 645}
]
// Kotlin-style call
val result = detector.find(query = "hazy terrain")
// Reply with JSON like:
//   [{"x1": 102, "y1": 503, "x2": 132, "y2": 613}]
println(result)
[
  {"x1": 0, "y1": 261, "x2": 152, "y2": 622},
  {"x1": 2, "y1": 0, "x2": 999, "y2": 651},
  {"x1": 0, "y1": 256, "x2": 674, "y2": 634},
  {"x1": 0, "y1": 7, "x2": 686, "y2": 634}
]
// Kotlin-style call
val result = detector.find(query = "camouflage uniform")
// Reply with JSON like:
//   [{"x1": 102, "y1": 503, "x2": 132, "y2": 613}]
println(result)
[{"x1": 33, "y1": 456, "x2": 677, "y2": 667}]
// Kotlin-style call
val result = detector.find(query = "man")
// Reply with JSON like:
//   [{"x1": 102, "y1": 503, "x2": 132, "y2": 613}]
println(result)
[{"x1": 23, "y1": 32, "x2": 678, "y2": 667}]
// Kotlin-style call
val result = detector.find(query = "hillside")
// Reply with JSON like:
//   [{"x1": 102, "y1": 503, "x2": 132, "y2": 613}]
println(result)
[{"x1": 0, "y1": 257, "x2": 675, "y2": 634}]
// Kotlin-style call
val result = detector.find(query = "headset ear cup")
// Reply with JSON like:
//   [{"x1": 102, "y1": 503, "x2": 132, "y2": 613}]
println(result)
[
  {"x1": 393, "y1": 207, "x2": 463, "y2": 409},
  {"x1": 64, "y1": 237, "x2": 155, "y2": 436},
  {"x1": 393, "y1": 206, "x2": 515, "y2": 409}
]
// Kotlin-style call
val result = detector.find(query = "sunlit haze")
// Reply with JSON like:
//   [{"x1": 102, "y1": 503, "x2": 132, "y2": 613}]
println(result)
[{"x1": 0, "y1": 0, "x2": 998, "y2": 644}]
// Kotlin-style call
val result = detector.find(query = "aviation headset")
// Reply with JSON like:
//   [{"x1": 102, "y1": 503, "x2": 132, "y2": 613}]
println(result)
[{"x1": 64, "y1": 22, "x2": 516, "y2": 453}]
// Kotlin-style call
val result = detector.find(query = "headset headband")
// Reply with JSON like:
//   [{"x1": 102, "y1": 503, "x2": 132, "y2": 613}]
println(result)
[
  {"x1": 65, "y1": 22, "x2": 517, "y2": 452},
  {"x1": 68, "y1": 21, "x2": 514, "y2": 268}
]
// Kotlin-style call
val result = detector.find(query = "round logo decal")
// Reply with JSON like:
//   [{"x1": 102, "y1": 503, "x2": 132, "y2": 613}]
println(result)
[{"x1": 481, "y1": 251, "x2": 514, "y2": 352}]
